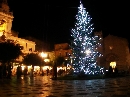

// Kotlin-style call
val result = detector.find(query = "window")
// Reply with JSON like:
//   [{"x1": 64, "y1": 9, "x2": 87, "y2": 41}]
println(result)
[
  {"x1": 29, "y1": 48, "x2": 32, "y2": 51},
  {"x1": 65, "y1": 52, "x2": 68, "y2": 57},
  {"x1": 59, "y1": 52, "x2": 61, "y2": 56},
  {"x1": 26, "y1": 43, "x2": 27, "y2": 48}
]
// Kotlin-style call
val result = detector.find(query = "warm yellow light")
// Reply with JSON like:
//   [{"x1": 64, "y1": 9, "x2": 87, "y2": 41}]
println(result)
[
  {"x1": 0, "y1": 32, "x2": 3, "y2": 36},
  {"x1": 34, "y1": 66, "x2": 40, "y2": 71},
  {"x1": 110, "y1": 62, "x2": 116, "y2": 69},
  {"x1": 40, "y1": 52, "x2": 47, "y2": 58},
  {"x1": 21, "y1": 66, "x2": 25, "y2": 70},
  {"x1": 44, "y1": 59, "x2": 50, "y2": 62},
  {"x1": 0, "y1": 20, "x2": 6, "y2": 33},
  {"x1": 42, "y1": 66, "x2": 50, "y2": 71},
  {"x1": 28, "y1": 66, "x2": 32, "y2": 69}
]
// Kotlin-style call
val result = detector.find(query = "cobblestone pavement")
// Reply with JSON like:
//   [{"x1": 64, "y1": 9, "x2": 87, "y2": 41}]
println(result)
[{"x1": 0, "y1": 75, "x2": 130, "y2": 97}]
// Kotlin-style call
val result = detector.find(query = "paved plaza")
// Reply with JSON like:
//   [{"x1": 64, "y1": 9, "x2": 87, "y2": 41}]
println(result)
[{"x1": 0, "y1": 75, "x2": 130, "y2": 97}]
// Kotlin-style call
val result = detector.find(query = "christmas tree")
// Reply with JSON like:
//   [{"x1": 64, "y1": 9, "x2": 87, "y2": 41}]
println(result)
[{"x1": 71, "y1": 1, "x2": 104, "y2": 75}]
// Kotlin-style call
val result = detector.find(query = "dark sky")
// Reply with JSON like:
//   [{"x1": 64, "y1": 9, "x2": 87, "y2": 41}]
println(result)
[{"x1": 8, "y1": 0, "x2": 130, "y2": 45}]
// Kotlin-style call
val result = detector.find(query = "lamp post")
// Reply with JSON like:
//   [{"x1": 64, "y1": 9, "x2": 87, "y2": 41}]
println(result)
[
  {"x1": 40, "y1": 52, "x2": 47, "y2": 71},
  {"x1": 53, "y1": 52, "x2": 57, "y2": 80}
]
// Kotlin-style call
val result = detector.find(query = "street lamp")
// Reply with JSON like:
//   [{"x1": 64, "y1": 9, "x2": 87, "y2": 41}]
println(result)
[
  {"x1": 40, "y1": 52, "x2": 50, "y2": 62},
  {"x1": 40, "y1": 52, "x2": 47, "y2": 58},
  {"x1": 40, "y1": 52, "x2": 48, "y2": 72}
]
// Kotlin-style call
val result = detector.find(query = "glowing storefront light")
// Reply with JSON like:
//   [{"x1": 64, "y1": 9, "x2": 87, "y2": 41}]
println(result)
[
  {"x1": 44, "y1": 59, "x2": 50, "y2": 62},
  {"x1": 21, "y1": 66, "x2": 25, "y2": 70}
]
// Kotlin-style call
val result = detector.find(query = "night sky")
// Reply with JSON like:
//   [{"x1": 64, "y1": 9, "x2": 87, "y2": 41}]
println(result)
[{"x1": 8, "y1": 0, "x2": 130, "y2": 45}]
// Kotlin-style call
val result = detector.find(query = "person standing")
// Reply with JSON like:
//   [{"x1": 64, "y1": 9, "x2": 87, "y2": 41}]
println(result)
[
  {"x1": 46, "y1": 68, "x2": 49, "y2": 76},
  {"x1": 16, "y1": 65, "x2": 22, "y2": 79}
]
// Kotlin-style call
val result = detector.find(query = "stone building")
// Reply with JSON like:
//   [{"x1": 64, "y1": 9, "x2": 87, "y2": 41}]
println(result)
[
  {"x1": 92, "y1": 31, "x2": 130, "y2": 72},
  {"x1": 0, "y1": 0, "x2": 36, "y2": 62},
  {"x1": 102, "y1": 34, "x2": 130, "y2": 71},
  {"x1": 54, "y1": 43, "x2": 72, "y2": 60},
  {"x1": 53, "y1": 32, "x2": 130, "y2": 72},
  {"x1": 66, "y1": 31, "x2": 130, "y2": 72}
]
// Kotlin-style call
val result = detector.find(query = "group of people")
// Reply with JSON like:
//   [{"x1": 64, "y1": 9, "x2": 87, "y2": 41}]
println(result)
[
  {"x1": 29, "y1": 68, "x2": 50, "y2": 77},
  {"x1": 0, "y1": 64, "x2": 67, "y2": 80},
  {"x1": 16, "y1": 65, "x2": 28, "y2": 78},
  {"x1": 33, "y1": 68, "x2": 49, "y2": 76}
]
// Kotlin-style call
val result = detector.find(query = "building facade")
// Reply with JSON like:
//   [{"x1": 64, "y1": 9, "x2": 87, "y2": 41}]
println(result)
[
  {"x1": 0, "y1": 0, "x2": 36, "y2": 62},
  {"x1": 54, "y1": 43, "x2": 72, "y2": 60},
  {"x1": 57, "y1": 32, "x2": 130, "y2": 72},
  {"x1": 101, "y1": 34, "x2": 130, "y2": 71}
]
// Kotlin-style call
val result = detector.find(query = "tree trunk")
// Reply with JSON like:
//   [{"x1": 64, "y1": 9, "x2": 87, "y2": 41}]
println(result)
[
  {"x1": 0, "y1": 65, "x2": 3, "y2": 79},
  {"x1": 7, "y1": 62, "x2": 12, "y2": 79},
  {"x1": 2, "y1": 63, "x2": 7, "y2": 78},
  {"x1": 30, "y1": 65, "x2": 34, "y2": 77},
  {"x1": 53, "y1": 62, "x2": 57, "y2": 80}
]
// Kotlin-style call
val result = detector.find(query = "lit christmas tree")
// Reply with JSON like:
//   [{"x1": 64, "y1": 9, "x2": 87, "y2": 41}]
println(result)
[{"x1": 71, "y1": 1, "x2": 104, "y2": 75}]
